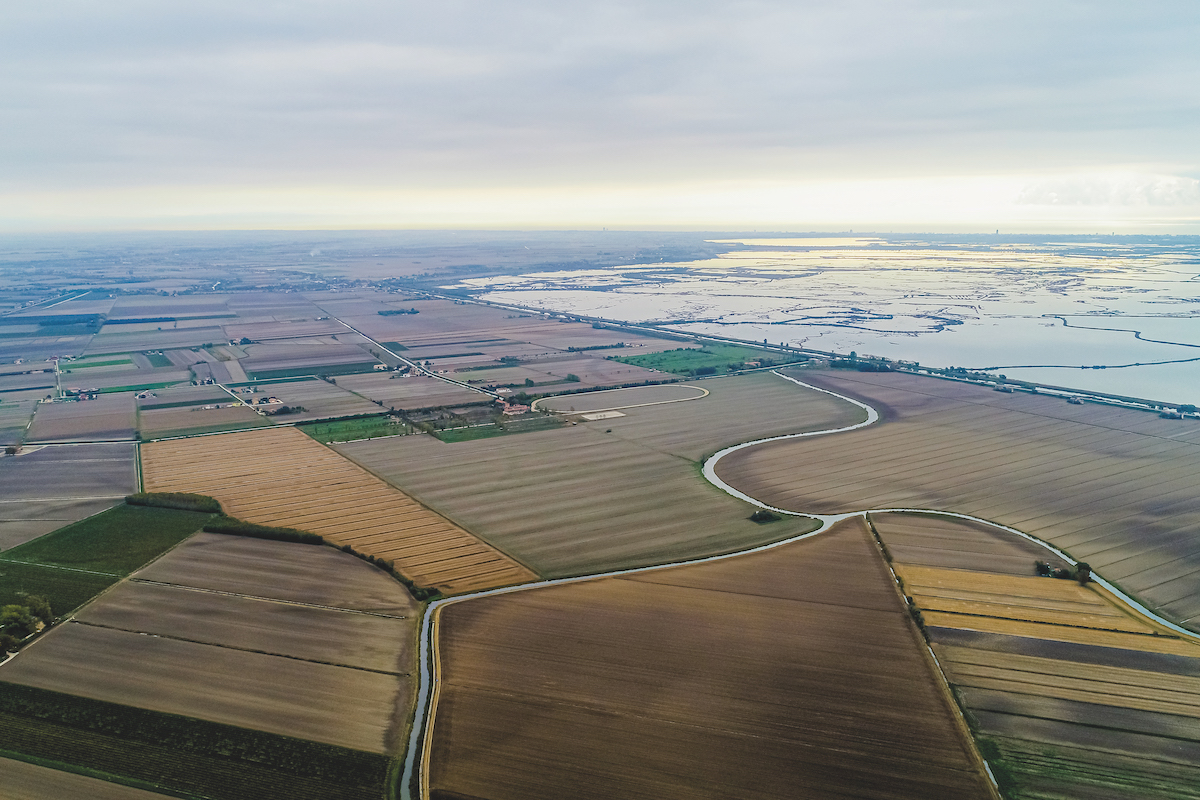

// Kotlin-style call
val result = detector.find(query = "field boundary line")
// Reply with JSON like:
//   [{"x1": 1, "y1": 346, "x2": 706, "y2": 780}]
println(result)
[
  {"x1": 68, "y1": 619, "x2": 410, "y2": 677},
  {"x1": 531, "y1": 384, "x2": 709, "y2": 413},
  {"x1": 130, "y1": 578, "x2": 412, "y2": 619},
  {"x1": 0, "y1": 559, "x2": 119, "y2": 578},
  {"x1": 0, "y1": 495, "x2": 127, "y2": 504}
]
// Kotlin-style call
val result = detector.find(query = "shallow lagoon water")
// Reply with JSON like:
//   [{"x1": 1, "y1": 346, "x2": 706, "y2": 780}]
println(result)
[{"x1": 460, "y1": 239, "x2": 1200, "y2": 405}]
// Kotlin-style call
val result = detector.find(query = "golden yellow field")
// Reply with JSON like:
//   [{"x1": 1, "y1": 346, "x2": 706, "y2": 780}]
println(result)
[{"x1": 141, "y1": 427, "x2": 535, "y2": 593}]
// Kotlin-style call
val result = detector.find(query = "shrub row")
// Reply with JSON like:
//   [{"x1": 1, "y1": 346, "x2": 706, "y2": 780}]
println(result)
[
  {"x1": 203, "y1": 517, "x2": 325, "y2": 545},
  {"x1": 335, "y1": 544, "x2": 442, "y2": 602},
  {"x1": 125, "y1": 492, "x2": 223, "y2": 514}
]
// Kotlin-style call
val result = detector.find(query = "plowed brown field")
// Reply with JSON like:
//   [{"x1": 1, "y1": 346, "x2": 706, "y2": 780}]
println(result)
[
  {"x1": 428, "y1": 518, "x2": 994, "y2": 800},
  {"x1": 141, "y1": 427, "x2": 535, "y2": 592},
  {"x1": 716, "y1": 370, "x2": 1200, "y2": 627}
]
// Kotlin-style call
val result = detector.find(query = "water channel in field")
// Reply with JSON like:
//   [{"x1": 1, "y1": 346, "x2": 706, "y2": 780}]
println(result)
[{"x1": 448, "y1": 236, "x2": 1200, "y2": 405}]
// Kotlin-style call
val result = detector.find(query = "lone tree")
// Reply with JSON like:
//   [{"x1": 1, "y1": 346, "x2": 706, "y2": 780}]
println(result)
[{"x1": 1075, "y1": 562, "x2": 1092, "y2": 585}]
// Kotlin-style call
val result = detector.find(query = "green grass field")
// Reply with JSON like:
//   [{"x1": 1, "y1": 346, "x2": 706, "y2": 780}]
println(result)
[
  {"x1": 0, "y1": 563, "x2": 115, "y2": 617},
  {"x1": 610, "y1": 344, "x2": 786, "y2": 375},
  {"x1": 0, "y1": 505, "x2": 214, "y2": 614},
  {"x1": 0, "y1": 682, "x2": 388, "y2": 800},
  {"x1": 62, "y1": 358, "x2": 133, "y2": 371},
  {"x1": 145, "y1": 352, "x2": 174, "y2": 368},
  {"x1": 300, "y1": 415, "x2": 411, "y2": 444},
  {"x1": 434, "y1": 415, "x2": 565, "y2": 443},
  {"x1": 97, "y1": 381, "x2": 183, "y2": 394},
  {"x1": 247, "y1": 362, "x2": 381, "y2": 380}
]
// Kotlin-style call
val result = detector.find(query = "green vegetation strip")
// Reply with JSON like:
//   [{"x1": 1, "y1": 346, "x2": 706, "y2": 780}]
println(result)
[
  {"x1": 0, "y1": 505, "x2": 215, "y2": 614},
  {"x1": 301, "y1": 416, "x2": 410, "y2": 444},
  {"x1": 433, "y1": 415, "x2": 564, "y2": 443},
  {"x1": 97, "y1": 381, "x2": 183, "y2": 394},
  {"x1": 611, "y1": 343, "x2": 791, "y2": 375},
  {"x1": 203, "y1": 517, "x2": 325, "y2": 545},
  {"x1": 248, "y1": 362, "x2": 380, "y2": 380},
  {"x1": 145, "y1": 352, "x2": 174, "y2": 368},
  {"x1": 62, "y1": 359, "x2": 133, "y2": 370},
  {"x1": 0, "y1": 682, "x2": 388, "y2": 800},
  {"x1": 126, "y1": 492, "x2": 223, "y2": 514}
]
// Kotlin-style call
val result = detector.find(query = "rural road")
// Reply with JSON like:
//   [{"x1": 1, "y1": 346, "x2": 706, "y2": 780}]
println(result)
[{"x1": 399, "y1": 369, "x2": 1200, "y2": 800}]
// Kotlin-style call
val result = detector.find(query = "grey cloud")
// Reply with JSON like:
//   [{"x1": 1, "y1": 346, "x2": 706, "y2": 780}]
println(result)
[{"x1": 1, "y1": 0, "x2": 1198, "y2": 191}]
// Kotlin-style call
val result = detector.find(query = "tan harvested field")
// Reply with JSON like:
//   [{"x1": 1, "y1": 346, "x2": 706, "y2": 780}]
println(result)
[
  {"x1": 2, "y1": 623, "x2": 405, "y2": 753},
  {"x1": 1, "y1": 532, "x2": 421, "y2": 754},
  {"x1": 537, "y1": 382, "x2": 706, "y2": 413},
  {"x1": 26, "y1": 394, "x2": 136, "y2": 442},
  {"x1": 138, "y1": 404, "x2": 269, "y2": 439},
  {"x1": 335, "y1": 372, "x2": 485, "y2": 409},
  {"x1": 873, "y1": 511, "x2": 1200, "y2": 797},
  {"x1": 870, "y1": 512, "x2": 1070, "y2": 575},
  {"x1": 339, "y1": 373, "x2": 859, "y2": 575},
  {"x1": 922, "y1": 612, "x2": 1200, "y2": 656},
  {"x1": 142, "y1": 427, "x2": 535, "y2": 592},
  {"x1": 0, "y1": 757, "x2": 168, "y2": 800},
  {"x1": 716, "y1": 369, "x2": 1200, "y2": 627},
  {"x1": 896, "y1": 565, "x2": 1156, "y2": 635},
  {"x1": 429, "y1": 518, "x2": 993, "y2": 800},
  {"x1": 937, "y1": 645, "x2": 1200, "y2": 718}
]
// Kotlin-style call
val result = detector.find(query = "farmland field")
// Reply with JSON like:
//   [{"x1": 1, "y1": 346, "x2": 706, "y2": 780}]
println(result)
[
  {"x1": 0, "y1": 503, "x2": 214, "y2": 613},
  {"x1": 335, "y1": 372, "x2": 486, "y2": 410},
  {"x1": 0, "y1": 757, "x2": 167, "y2": 800},
  {"x1": 137, "y1": 404, "x2": 269, "y2": 439},
  {"x1": 535, "y1": 382, "x2": 706, "y2": 413},
  {"x1": 870, "y1": 511, "x2": 1200, "y2": 799},
  {"x1": 428, "y1": 518, "x2": 993, "y2": 800},
  {"x1": 142, "y1": 426, "x2": 536, "y2": 592},
  {"x1": 715, "y1": 369, "x2": 1200, "y2": 628},
  {"x1": 338, "y1": 372, "x2": 859, "y2": 576},
  {"x1": 2, "y1": 530, "x2": 419, "y2": 756},
  {"x1": 0, "y1": 683, "x2": 388, "y2": 800},
  {"x1": 0, "y1": 443, "x2": 136, "y2": 550},
  {"x1": 610, "y1": 342, "x2": 793, "y2": 374},
  {"x1": 236, "y1": 376, "x2": 383, "y2": 421},
  {"x1": 26, "y1": 395, "x2": 136, "y2": 442}
]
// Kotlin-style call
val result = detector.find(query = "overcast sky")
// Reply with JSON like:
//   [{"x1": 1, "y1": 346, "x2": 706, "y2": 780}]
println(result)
[{"x1": 3, "y1": 1, "x2": 1198, "y2": 231}]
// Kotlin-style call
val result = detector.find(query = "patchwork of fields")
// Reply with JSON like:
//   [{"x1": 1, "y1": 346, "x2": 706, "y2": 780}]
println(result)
[
  {"x1": 27, "y1": 394, "x2": 136, "y2": 442},
  {"x1": 0, "y1": 443, "x2": 135, "y2": 550},
  {"x1": 142, "y1": 426, "x2": 536, "y2": 592},
  {"x1": 339, "y1": 373, "x2": 860, "y2": 576},
  {"x1": 428, "y1": 518, "x2": 994, "y2": 800},
  {"x1": 2, "y1": 532, "x2": 418, "y2": 755},
  {"x1": 716, "y1": 370, "x2": 1200, "y2": 627},
  {"x1": 872, "y1": 512, "x2": 1200, "y2": 799}
]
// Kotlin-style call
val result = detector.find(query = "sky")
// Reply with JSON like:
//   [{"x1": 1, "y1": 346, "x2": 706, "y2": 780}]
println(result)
[{"x1": 2, "y1": 1, "x2": 1199, "y2": 232}]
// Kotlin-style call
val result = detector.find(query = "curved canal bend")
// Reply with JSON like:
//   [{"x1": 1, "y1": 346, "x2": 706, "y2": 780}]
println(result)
[{"x1": 399, "y1": 370, "x2": 1200, "y2": 799}]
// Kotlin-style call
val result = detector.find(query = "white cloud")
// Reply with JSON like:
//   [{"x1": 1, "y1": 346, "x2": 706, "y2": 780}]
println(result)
[{"x1": 1016, "y1": 173, "x2": 1200, "y2": 206}]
